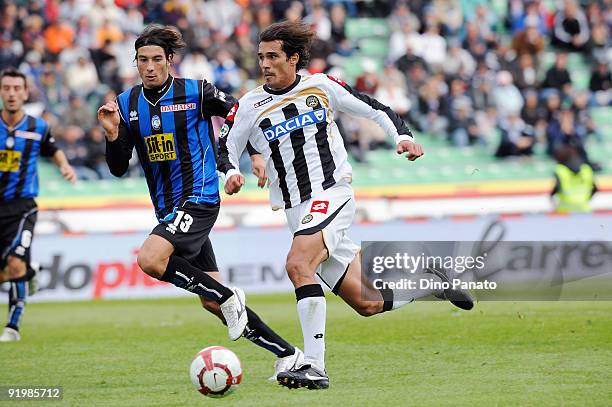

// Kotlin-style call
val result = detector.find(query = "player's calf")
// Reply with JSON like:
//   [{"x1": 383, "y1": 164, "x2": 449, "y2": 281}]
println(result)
[
  {"x1": 4, "y1": 256, "x2": 27, "y2": 281},
  {"x1": 349, "y1": 300, "x2": 383, "y2": 317}
]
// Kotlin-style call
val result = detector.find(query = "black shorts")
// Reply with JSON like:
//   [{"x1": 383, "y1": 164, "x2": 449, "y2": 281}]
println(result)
[
  {"x1": 0, "y1": 198, "x2": 37, "y2": 268},
  {"x1": 151, "y1": 201, "x2": 219, "y2": 272}
]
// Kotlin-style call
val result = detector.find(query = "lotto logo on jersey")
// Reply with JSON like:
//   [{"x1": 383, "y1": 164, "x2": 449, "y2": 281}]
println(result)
[
  {"x1": 0, "y1": 150, "x2": 21, "y2": 172},
  {"x1": 263, "y1": 108, "x2": 327, "y2": 142},
  {"x1": 310, "y1": 200, "x2": 329, "y2": 214},
  {"x1": 144, "y1": 133, "x2": 177, "y2": 162}
]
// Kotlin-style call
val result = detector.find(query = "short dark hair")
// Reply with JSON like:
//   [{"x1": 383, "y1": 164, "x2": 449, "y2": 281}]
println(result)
[
  {"x1": 0, "y1": 68, "x2": 27, "y2": 88},
  {"x1": 259, "y1": 21, "x2": 315, "y2": 70},
  {"x1": 134, "y1": 24, "x2": 186, "y2": 61}
]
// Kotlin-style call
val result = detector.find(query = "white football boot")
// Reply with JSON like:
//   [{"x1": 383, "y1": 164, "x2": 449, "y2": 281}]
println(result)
[
  {"x1": 220, "y1": 287, "x2": 248, "y2": 341},
  {"x1": 269, "y1": 347, "x2": 304, "y2": 381},
  {"x1": 0, "y1": 327, "x2": 21, "y2": 342}
]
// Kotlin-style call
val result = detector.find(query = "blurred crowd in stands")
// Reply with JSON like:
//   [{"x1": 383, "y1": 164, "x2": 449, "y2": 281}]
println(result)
[{"x1": 0, "y1": 0, "x2": 610, "y2": 179}]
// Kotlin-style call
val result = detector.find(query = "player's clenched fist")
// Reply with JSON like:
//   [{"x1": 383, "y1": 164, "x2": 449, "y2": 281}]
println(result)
[
  {"x1": 225, "y1": 174, "x2": 245, "y2": 195},
  {"x1": 396, "y1": 140, "x2": 424, "y2": 161},
  {"x1": 97, "y1": 102, "x2": 121, "y2": 141}
]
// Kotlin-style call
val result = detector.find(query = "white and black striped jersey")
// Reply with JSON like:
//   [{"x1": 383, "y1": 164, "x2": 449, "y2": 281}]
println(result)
[{"x1": 217, "y1": 73, "x2": 414, "y2": 210}]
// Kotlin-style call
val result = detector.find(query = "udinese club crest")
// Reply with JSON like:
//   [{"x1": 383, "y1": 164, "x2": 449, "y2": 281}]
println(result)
[
  {"x1": 306, "y1": 95, "x2": 319, "y2": 108},
  {"x1": 301, "y1": 214, "x2": 313, "y2": 224}
]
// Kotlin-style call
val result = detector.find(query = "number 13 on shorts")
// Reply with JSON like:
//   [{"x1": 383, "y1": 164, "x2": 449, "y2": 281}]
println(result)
[{"x1": 165, "y1": 210, "x2": 193, "y2": 234}]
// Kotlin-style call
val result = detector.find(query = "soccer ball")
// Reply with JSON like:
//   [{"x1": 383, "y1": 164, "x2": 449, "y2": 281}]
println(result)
[{"x1": 189, "y1": 346, "x2": 243, "y2": 398}]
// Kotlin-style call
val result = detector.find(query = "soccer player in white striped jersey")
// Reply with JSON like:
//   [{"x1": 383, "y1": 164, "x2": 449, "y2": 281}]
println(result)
[{"x1": 218, "y1": 21, "x2": 474, "y2": 390}]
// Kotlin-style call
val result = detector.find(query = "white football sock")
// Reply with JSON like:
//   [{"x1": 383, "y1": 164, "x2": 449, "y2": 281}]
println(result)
[
  {"x1": 297, "y1": 296, "x2": 326, "y2": 371},
  {"x1": 392, "y1": 273, "x2": 443, "y2": 310}
]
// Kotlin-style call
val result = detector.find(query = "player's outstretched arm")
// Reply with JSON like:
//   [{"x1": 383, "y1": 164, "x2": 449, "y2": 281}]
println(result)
[
  {"x1": 51, "y1": 150, "x2": 77, "y2": 183},
  {"x1": 325, "y1": 75, "x2": 422, "y2": 161}
]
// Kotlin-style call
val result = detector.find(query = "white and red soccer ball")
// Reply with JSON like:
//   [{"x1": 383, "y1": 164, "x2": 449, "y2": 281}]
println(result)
[{"x1": 189, "y1": 346, "x2": 243, "y2": 398}]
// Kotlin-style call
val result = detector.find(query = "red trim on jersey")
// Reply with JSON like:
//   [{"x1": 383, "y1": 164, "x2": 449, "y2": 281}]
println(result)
[
  {"x1": 326, "y1": 75, "x2": 347, "y2": 87},
  {"x1": 226, "y1": 103, "x2": 238, "y2": 122}
]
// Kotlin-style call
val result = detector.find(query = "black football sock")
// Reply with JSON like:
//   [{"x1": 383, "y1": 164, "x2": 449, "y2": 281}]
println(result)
[
  {"x1": 243, "y1": 307, "x2": 295, "y2": 358},
  {"x1": 161, "y1": 255, "x2": 233, "y2": 304},
  {"x1": 379, "y1": 288, "x2": 394, "y2": 312}
]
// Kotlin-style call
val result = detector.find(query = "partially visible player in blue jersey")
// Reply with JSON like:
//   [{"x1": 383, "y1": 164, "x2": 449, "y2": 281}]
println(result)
[
  {"x1": 97, "y1": 25, "x2": 302, "y2": 378},
  {"x1": 0, "y1": 69, "x2": 76, "y2": 342}
]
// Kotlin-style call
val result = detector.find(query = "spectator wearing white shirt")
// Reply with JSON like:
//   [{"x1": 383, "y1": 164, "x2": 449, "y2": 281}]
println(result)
[
  {"x1": 492, "y1": 70, "x2": 524, "y2": 120},
  {"x1": 418, "y1": 22, "x2": 447, "y2": 72},
  {"x1": 65, "y1": 56, "x2": 99, "y2": 97}
]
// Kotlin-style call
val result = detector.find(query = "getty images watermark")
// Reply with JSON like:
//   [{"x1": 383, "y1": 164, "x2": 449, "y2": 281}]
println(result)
[
  {"x1": 360, "y1": 241, "x2": 612, "y2": 301},
  {"x1": 370, "y1": 251, "x2": 497, "y2": 291}
]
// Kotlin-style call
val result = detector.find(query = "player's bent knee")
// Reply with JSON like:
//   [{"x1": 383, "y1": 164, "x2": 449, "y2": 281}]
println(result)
[
  {"x1": 285, "y1": 257, "x2": 311, "y2": 285},
  {"x1": 137, "y1": 253, "x2": 165, "y2": 279}
]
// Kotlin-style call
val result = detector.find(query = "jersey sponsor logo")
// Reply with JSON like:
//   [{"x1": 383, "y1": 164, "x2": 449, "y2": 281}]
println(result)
[
  {"x1": 129, "y1": 110, "x2": 139, "y2": 121},
  {"x1": 262, "y1": 108, "x2": 327, "y2": 142},
  {"x1": 226, "y1": 103, "x2": 238, "y2": 122},
  {"x1": 15, "y1": 130, "x2": 42, "y2": 141},
  {"x1": 0, "y1": 150, "x2": 21, "y2": 172},
  {"x1": 151, "y1": 115, "x2": 161, "y2": 130},
  {"x1": 160, "y1": 103, "x2": 197, "y2": 113},
  {"x1": 254, "y1": 96, "x2": 273, "y2": 108},
  {"x1": 306, "y1": 95, "x2": 319, "y2": 108},
  {"x1": 327, "y1": 75, "x2": 347, "y2": 87},
  {"x1": 301, "y1": 214, "x2": 313, "y2": 224},
  {"x1": 144, "y1": 133, "x2": 177, "y2": 162},
  {"x1": 310, "y1": 200, "x2": 329, "y2": 214}
]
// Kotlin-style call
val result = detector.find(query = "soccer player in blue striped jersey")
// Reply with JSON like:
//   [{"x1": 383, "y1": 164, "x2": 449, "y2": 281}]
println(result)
[
  {"x1": 97, "y1": 25, "x2": 302, "y2": 378},
  {"x1": 0, "y1": 69, "x2": 77, "y2": 342}
]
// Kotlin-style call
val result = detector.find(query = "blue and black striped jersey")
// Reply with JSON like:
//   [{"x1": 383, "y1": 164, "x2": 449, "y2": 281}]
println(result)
[
  {"x1": 112, "y1": 77, "x2": 235, "y2": 220},
  {"x1": 0, "y1": 113, "x2": 58, "y2": 202}
]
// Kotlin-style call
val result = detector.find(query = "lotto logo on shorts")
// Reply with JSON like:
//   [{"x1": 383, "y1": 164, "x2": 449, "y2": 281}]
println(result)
[
  {"x1": 144, "y1": 133, "x2": 177, "y2": 162},
  {"x1": 310, "y1": 201, "x2": 329, "y2": 214},
  {"x1": 0, "y1": 150, "x2": 21, "y2": 172}
]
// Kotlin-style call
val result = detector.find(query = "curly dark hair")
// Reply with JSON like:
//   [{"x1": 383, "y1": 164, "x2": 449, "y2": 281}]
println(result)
[
  {"x1": 259, "y1": 21, "x2": 315, "y2": 70},
  {"x1": 134, "y1": 24, "x2": 186, "y2": 61}
]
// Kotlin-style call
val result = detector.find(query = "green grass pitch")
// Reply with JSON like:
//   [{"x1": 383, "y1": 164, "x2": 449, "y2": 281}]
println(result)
[{"x1": 1, "y1": 294, "x2": 611, "y2": 406}]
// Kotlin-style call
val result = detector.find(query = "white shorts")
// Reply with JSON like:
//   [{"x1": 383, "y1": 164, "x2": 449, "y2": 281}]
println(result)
[{"x1": 285, "y1": 182, "x2": 359, "y2": 292}]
